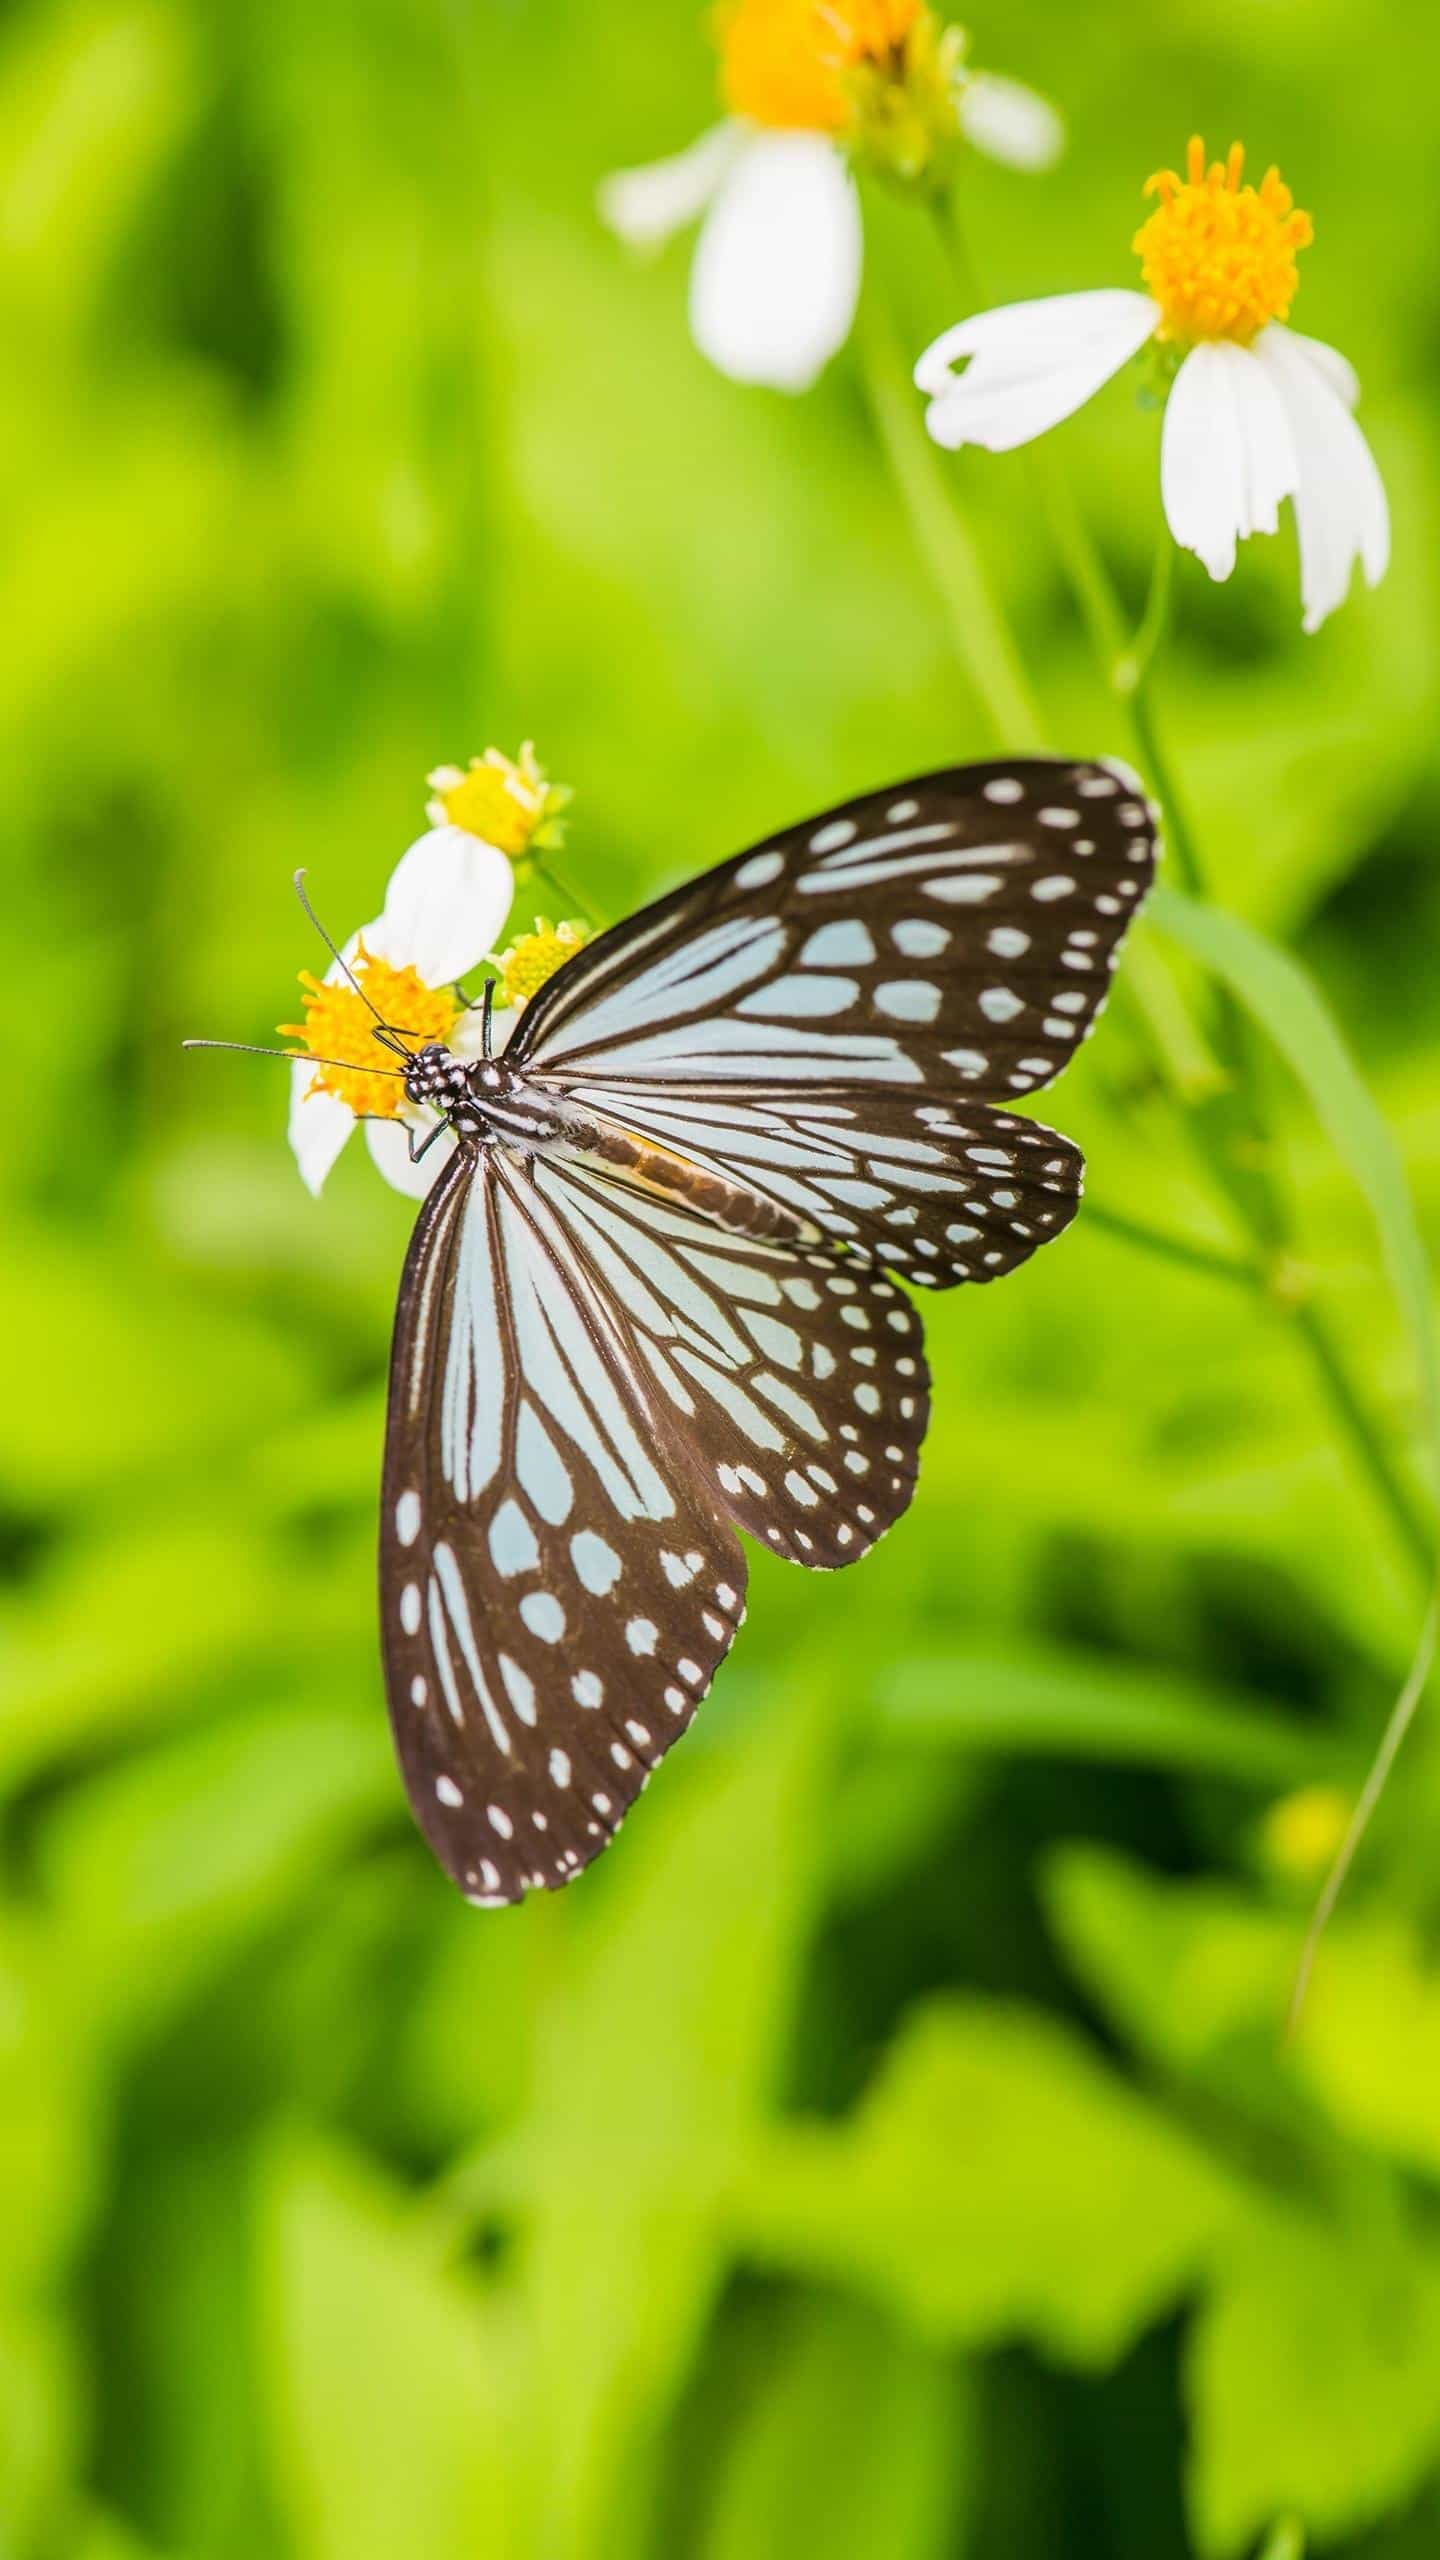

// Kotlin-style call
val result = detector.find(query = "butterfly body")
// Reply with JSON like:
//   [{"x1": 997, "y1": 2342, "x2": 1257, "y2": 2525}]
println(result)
[{"x1": 378, "y1": 759, "x2": 1158, "y2": 1904}]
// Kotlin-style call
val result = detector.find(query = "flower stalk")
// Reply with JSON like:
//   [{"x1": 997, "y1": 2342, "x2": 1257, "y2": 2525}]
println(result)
[{"x1": 901, "y1": 193, "x2": 1429, "y2": 1597}]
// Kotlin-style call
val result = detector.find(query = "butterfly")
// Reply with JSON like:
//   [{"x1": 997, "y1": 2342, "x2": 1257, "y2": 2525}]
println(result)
[{"x1": 378, "y1": 757, "x2": 1156, "y2": 1903}]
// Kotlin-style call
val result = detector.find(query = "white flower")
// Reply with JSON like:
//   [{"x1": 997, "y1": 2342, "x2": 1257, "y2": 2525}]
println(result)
[
  {"x1": 285, "y1": 821, "x2": 515, "y2": 1199},
  {"x1": 915, "y1": 137, "x2": 1389, "y2": 632},
  {"x1": 599, "y1": 1, "x2": 1061, "y2": 396}
]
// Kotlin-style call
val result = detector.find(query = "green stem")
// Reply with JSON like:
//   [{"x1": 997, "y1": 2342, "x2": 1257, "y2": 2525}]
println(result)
[
  {"x1": 884, "y1": 241, "x2": 1427, "y2": 1589},
  {"x1": 1083, "y1": 1203, "x2": 1263, "y2": 1292},
  {"x1": 856, "y1": 295, "x2": 1047, "y2": 751},
  {"x1": 1113, "y1": 544, "x2": 1206, "y2": 897},
  {"x1": 1288, "y1": 1297, "x2": 1434, "y2": 1581},
  {"x1": 531, "y1": 852, "x2": 596, "y2": 924},
  {"x1": 1288, "y1": 1593, "x2": 1439, "y2": 2037}
]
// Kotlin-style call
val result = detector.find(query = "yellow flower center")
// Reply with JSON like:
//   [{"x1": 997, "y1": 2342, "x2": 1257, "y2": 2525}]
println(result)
[
  {"x1": 279, "y1": 946, "x2": 459, "y2": 1120},
  {"x1": 718, "y1": 0, "x2": 921, "y2": 132},
  {"x1": 1134, "y1": 137, "x2": 1312, "y2": 347},
  {"x1": 491, "y1": 917, "x2": 590, "y2": 1011},
  {"x1": 425, "y1": 743, "x2": 553, "y2": 859},
  {"x1": 1260, "y1": 1784, "x2": 1352, "y2": 1883}
]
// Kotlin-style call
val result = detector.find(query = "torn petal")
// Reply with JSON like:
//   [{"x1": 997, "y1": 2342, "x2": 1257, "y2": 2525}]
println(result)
[
  {"x1": 1161, "y1": 338, "x2": 1297, "y2": 582},
  {"x1": 916, "y1": 290, "x2": 1157, "y2": 450}
]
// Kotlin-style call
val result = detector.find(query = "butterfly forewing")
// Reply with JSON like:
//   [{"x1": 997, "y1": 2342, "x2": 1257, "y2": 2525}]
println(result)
[
  {"x1": 513, "y1": 758, "x2": 1156, "y2": 1107},
  {"x1": 381, "y1": 1149, "x2": 747, "y2": 1902}
]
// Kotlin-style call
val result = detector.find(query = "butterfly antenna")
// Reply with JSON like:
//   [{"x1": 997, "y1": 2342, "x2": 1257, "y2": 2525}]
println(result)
[
  {"x1": 292, "y1": 871, "x2": 423, "y2": 1056},
  {"x1": 482, "y1": 978, "x2": 496, "y2": 1058},
  {"x1": 292, "y1": 871, "x2": 386, "y2": 1020},
  {"x1": 182, "y1": 1037, "x2": 405, "y2": 1077}
]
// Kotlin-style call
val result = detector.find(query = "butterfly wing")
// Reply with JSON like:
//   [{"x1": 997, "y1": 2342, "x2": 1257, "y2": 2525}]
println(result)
[
  {"x1": 507, "y1": 756, "x2": 1150, "y2": 1283},
  {"x1": 380, "y1": 1141, "x2": 927, "y2": 1902}
]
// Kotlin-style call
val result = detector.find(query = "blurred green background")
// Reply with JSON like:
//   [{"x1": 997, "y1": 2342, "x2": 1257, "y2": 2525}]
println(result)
[{"x1": 4, "y1": 0, "x2": 1440, "y2": 2552}]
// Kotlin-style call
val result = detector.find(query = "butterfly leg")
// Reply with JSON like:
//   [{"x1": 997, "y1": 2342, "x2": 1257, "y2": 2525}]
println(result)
[{"x1": 407, "y1": 1119, "x2": 452, "y2": 1166}]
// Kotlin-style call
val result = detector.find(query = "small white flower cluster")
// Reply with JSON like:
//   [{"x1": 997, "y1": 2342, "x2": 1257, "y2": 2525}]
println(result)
[
  {"x1": 288, "y1": 782, "x2": 523, "y2": 1200},
  {"x1": 601, "y1": 26, "x2": 1388, "y2": 635},
  {"x1": 600, "y1": 3, "x2": 1060, "y2": 395}
]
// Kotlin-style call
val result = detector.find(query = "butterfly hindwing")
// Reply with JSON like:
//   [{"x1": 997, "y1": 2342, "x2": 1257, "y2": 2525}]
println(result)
[
  {"x1": 541, "y1": 1082, "x2": 1085, "y2": 1290},
  {"x1": 528, "y1": 1155, "x2": 931, "y2": 1564}
]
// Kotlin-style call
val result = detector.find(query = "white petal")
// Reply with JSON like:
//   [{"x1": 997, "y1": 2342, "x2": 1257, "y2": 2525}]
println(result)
[
  {"x1": 1273, "y1": 326, "x2": 1360, "y2": 411},
  {"x1": 957, "y1": 73, "x2": 1064, "y2": 173},
  {"x1": 365, "y1": 1115, "x2": 457, "y2": 1200},
  {"x1": 1254, "y1": 325, "x2": 1389, "y2": 632},
  {"x1": 915, "y1": 290, "x2": 1157, "y2": 451},
  {"x1": 689, "y1": 132, "x2": 861, "y2": 393},
  {"x1": 289, "y1": 1064, "x2": 355, "y2": 1196},
  {"x1": 1160, "y1": 340, "x2": 1297, "y2": 582},
  {"x1": 369, "y1": 827, "x2": 515, "y2": 987},
  {"x1": 597, "y1": 124, "x2": 740, "y2": 251}
]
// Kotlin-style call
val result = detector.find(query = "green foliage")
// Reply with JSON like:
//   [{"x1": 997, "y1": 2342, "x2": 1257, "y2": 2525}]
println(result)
[{"x1": 2, "y1": 0, "x2": 1439, "y2": 2553}]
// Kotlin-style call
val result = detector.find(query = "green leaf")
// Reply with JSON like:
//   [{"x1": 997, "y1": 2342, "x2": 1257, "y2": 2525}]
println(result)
[
  {"x1": 0, "y1": 1518, "x2": 286, "y2": 1790},
  {"x1": 493, "y1": 1677, "x2": 834, "y2": 2560},
  {"x1": 0, "y1": 1905, "x2": 100, "y2": 2295},
  {"x1": 0, "y1": 1226, "x2": 310, "y2": 1506},
  {"x1": 39, "y1": 1705, "x2": 393, "y2": 2039},
  {"x1": 695, "y1": 2298, "x2": 967, "y2": 2560},
  {"x1": 1152, "y1": 888, "x2": 1440, "y2": 1510},
  {"x1": 1044, "y1": 1845, "x2": 1296, "y2": 2076},
  {"x1": 1256, "y1": 2521, "x2": 1305, "y2": 2560},
  {"x1": 737, "y1": 1997, "x2": 1234, "y2": 2367},
  {"x1": 0, "y1": 2301, "x2": 82, "y2": 2557},
  {"x1": 1154, "y1": 887, "x2": 1440, "y2": 1994},
  {"x1": 1187, "y1": 2200, "x2": 1440, "y2": 2556},
  {"x1": 875, "y1": 1644, "x2": 1327, "y2": 1788},
  {"x1": 1288, "y1": 1912, "x2": 1440, "y2": 2180},
  {"x1": 259, "y1": 2131, "x2": 515, "y2": 2560}
]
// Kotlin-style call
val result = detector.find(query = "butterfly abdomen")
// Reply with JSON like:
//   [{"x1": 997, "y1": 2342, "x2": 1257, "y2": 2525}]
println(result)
[{"x1": 551, "y1": 1103, "x2": 822, "y2": 1245}]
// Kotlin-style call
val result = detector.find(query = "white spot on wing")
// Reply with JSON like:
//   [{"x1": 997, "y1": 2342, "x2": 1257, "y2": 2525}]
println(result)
[
  {"x1": 735, "y1": 849, "x2": 783, "y2": 888},
  {"x1": 892, "y1": 918, "x2": 950, "y2": 957},
  {"x1": 979, "y1": 987, "x2": 1024, "y2": 1023},
  {"x1": 874, "y1": 978, "x2": 940, "y2": 1024},
  {"x1": 520, "y1": 1591, "x2": 566, "y2": 1643},
  {"x1": 570, "y1": 1530, "x2": 622, "y2": 1594},
  {"x1": 802, "y1": 919, "x2": 876, "y2": 967}
]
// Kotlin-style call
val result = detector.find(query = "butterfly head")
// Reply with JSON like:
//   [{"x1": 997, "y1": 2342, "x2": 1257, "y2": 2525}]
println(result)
[{"x1": 402, "y1": 1043, "x2": 473, "y2": 1115}]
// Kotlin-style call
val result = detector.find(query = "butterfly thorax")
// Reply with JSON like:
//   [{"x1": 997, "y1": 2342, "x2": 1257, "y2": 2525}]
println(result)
[{"x1": 403, "y1": 1043, "x2": 817, "y2": 1243}]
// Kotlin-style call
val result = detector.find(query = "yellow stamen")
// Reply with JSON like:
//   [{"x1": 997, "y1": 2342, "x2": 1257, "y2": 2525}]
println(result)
[
  {"x1": 717, "y1": 0, "x2": 920, "y2": 132},
  {"x1": 425, "y1": 742, "x2": 562, "y2": 859},
  {"x1": 1134, "y1": 136, "x2": 1312, "y2": 347},
  {"x1": 279, "y1": 946, "x2": 458, "y2": 1120},
  {"x1": 491, "y1": 917, "x2": 590, "y2": 1011}
]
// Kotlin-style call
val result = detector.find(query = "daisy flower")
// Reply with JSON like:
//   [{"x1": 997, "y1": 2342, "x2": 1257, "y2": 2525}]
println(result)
[
  {"x1": 283, "y1": 747, "x2": 568, "y2": 1199},
  {"x1": 599, "y1": 0, "x2": 1062, "y2": 395},
  {"x1": 915, "y1": 137, "x2": 1389, "y2": 632}
]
